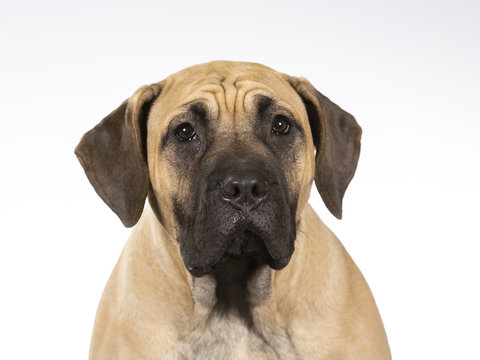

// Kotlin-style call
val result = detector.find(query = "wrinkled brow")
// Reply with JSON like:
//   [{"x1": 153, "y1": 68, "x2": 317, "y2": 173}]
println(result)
[
  {"x1": 255, "y1": 95, "x2": 295, "y2": 119},
  {"x1": 187, "y1": 101, "x2": 208, "y2": 120},
  {"x1": 255, "y1": 95, "x2": 275, "y2": 118}
]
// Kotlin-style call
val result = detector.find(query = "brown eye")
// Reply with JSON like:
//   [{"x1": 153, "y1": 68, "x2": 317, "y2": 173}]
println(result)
[
  {"x1": 176, "y1": 123, "x2": 197, "y2": 142},
  {"x1": 272, "y1": 115, "x2": 290, "y2": 135}
]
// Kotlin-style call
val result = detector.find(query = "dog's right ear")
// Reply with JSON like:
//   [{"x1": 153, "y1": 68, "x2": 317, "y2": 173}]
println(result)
[{"x1": 75, "y1": 83, "x2": 163, "y2": 227}]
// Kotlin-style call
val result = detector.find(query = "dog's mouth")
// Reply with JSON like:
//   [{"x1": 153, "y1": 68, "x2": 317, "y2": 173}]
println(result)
[
  {"x1": 224, "y1": 230, "x2": 266, "y2": 259},
  {"x1": 186, "y1": 229, "x2": 292, "y2": 278}
]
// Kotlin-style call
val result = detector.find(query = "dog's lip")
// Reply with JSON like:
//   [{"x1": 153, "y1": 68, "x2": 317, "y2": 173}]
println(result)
[
  {"x1": 185, "y1": 231, "x2": 292, "y2": 277},
  {"x1": 186, "y1": 264, "x2": 215, "y2": 277},
  {"x1": 185, "y1": 235, "x2": 263, "y2": 277},
  {"x1": 186, "y1": 253, "x2": 291, "y2": 278},
  {"x1": 267, "y1": 254, "x2": 292, "y2": 270},
  {"x1": 184, "y1": 214, "x2": 295, "y2": 277},
  {"x1": 225, "y1": 229, "x2": 265, "y2": 256}
]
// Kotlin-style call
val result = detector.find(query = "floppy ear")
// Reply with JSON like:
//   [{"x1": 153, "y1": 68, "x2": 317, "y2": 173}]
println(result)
[
  {"x1": 287, "y1": 77, "x2": 362, "y2": 219},
  {"x1": 75, "y1": 83, "x2": 163, "y2": 227}
]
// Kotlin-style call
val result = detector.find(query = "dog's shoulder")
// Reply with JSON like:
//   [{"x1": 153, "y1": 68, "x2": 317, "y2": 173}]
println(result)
[
  {"x1": 277, "y1": 204, "x2": 391, "y2": 359},
  {"x1": 90, "y1": 205, "x2": 191, "y2": 359}
]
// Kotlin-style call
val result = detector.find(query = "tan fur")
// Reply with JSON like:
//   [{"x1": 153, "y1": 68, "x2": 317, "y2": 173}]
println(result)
[{"x1": 85, "y1": 61, "x2": 390, "y2": 359}]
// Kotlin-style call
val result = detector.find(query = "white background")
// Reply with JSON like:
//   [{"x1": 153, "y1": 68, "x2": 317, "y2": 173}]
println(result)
[{"x1": 1, "y1": 0, "x2": 479, "y2": 358}]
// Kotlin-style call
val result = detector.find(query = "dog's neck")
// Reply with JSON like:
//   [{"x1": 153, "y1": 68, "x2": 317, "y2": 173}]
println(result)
[{"x1": 191, "y1": 258, "x2": 272, "y2": 320}]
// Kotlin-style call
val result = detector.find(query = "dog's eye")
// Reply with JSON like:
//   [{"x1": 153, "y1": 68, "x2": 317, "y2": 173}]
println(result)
[
  {"x1": 176, "y1": 123, "x2": 197, "y2": 142},
  {"x1": 271, "y1": 115, "x2": 290, "y2": 135}
]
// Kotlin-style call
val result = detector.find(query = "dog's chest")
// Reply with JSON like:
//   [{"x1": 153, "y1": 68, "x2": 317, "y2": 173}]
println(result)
[{"x1": 178, "y1": 311, "x2": 296, "y2": 360}]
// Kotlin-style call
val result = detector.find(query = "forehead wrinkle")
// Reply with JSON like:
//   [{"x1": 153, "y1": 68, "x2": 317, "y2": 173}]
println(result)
[
  {"x1": 198, "y1": 90, "x2": 221, "y2": 120},
  {"x1": 241, "y1": 85, "x2": 277, "y2": 113},
  {"x1": 232, "y1": 80, "x2": 239, "y2": 127},
  {"x1": 222, "y1": 79, "x2": 240, "y2": 125},
  {"x1": 201, "y1": 80, "x2": 243, "y2": 132},
  {"x1": 198, "y1": 84, "x2": 228, "y2": 122}
]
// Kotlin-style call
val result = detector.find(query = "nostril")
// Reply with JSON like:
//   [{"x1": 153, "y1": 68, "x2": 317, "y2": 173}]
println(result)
[
  {"x1": 231, "y1": 185, "x2": 241, "y2": 198},
  {"x1": 251, "y1": 181, "x2": 267, "y2": 198},
  {"x1": 222, "y1": 181, "x2": 242, "y2": 200}
]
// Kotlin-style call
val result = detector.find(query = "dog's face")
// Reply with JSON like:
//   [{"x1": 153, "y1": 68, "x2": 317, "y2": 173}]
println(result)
[
  {"x1": 147, "y1": 63, "x2": 315, "y2": 276},
  {"x1": 75, "y1": 61, "x2": 361, "y2": 278}
]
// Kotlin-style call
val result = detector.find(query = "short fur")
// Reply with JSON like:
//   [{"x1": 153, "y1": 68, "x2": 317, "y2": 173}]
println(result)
[{"x1": 75, "y1": 61, "x2": 390, "y2": 359}]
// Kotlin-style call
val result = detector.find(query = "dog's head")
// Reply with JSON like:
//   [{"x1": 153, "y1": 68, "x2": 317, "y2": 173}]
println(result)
[{"x1": 75, "y1": 61, "x2": 361, "y2": 277}]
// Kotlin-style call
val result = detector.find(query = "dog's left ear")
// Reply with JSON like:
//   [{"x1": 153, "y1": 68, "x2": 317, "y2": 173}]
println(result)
[
  {"x1": 75, "y1": 83, "x2": 163, "y2": 227},
  {"x1": 286, "y1": 76, "x2": 362, "y2": 219}
]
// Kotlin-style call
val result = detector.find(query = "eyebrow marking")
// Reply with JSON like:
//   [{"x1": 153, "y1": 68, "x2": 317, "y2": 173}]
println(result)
[
  {"x1": 256, "y1": 95, "x2": 274, "y2": 117},
  {"x1": 188, "y1": 102, "x2": 208, "y2": 120}
]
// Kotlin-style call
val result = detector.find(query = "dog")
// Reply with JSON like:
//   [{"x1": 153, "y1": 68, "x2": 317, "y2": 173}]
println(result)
[{"x1": 75, "y1": 61, "x2": 391, "y2": 359}]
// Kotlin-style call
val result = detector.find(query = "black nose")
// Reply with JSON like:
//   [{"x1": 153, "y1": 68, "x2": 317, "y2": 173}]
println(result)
[{"x1": 220, "y1": 171, "x2": 268, "y2": 210}]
